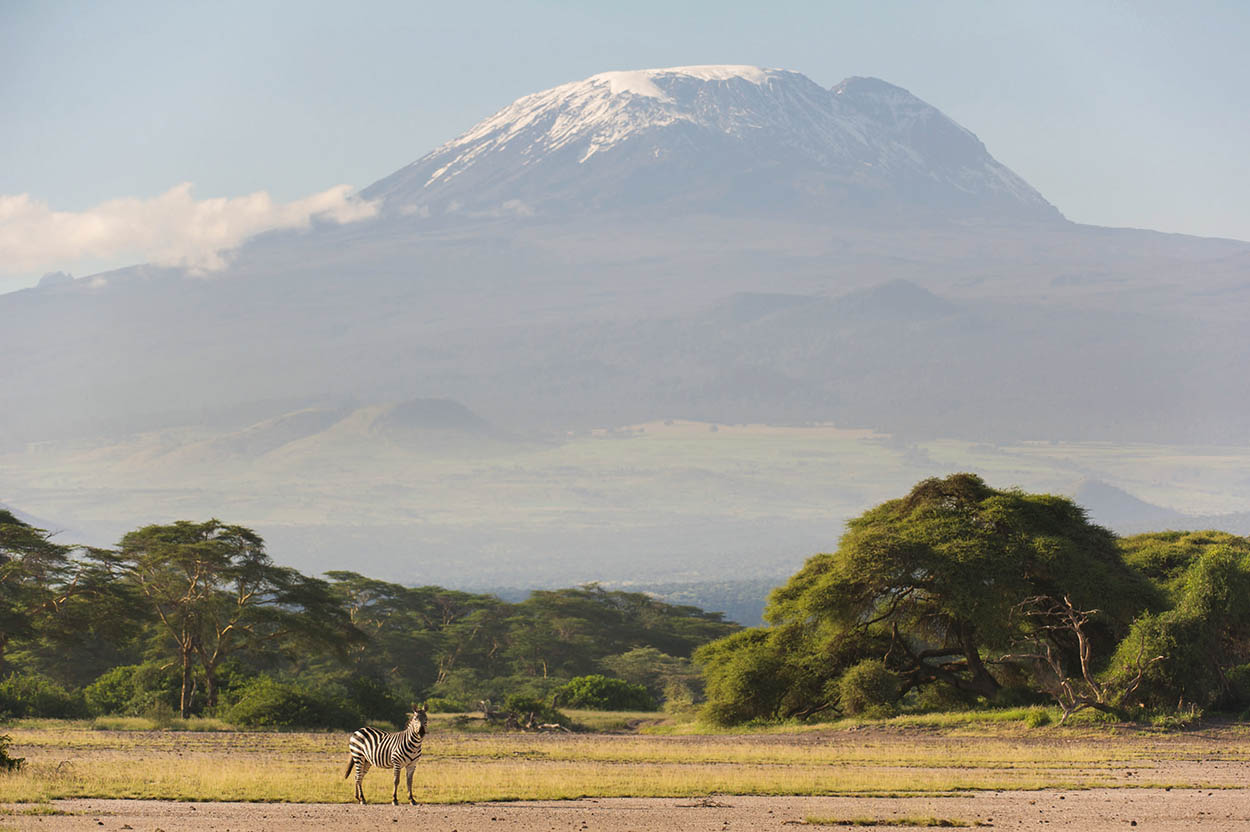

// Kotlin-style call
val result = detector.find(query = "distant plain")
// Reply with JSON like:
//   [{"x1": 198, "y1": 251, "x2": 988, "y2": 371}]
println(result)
[{"x1": 5, "y1": 419, "x2": 1249, "y2": 597}]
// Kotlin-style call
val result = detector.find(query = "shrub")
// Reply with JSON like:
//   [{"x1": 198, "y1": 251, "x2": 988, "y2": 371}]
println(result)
[
  {"x1": 126, "y1": 663, "x2": 182, "y2": 715},
  {"x1": 144, "y1": 701, "x2": 176, "y2": 729},
  {"x1": 662, "y1": 679, "x2": 697, "y2": 712},
  {"x1": 341, "y1": 675, "x2": 408, "y2": 724},
  {"x1": 0, "y1": 673, "x2": 88, "y2": 719},
  {"x1": 501, "y1": 695, "x2": 570, "y2": 728},
  {"x1": 837, "y1": 659, "x2": 901, "y2": 716},
  {"x1": 1225, "y1": 664, "x2": 1250, "y2": 710},
  {"x1": 0, "y1": 734, "x2": 23, "y2": 771},
  {"x1": 1024, "y1": 707, "x2": 1052, "y2": 728},
  {"x1": 552, "y1": 675, "x2": 656, "y2": 711},
  {"x1": 226, "y1": 678, "x2": 362, "y2": 730},
  {"x1": 1107, "y1": 546, "x2": 1250, "y2": 711},
  {"x1": 84, "y1": 665, "x2": 140, "y2": 716},
  {"x1": 600, "y1": 647, "x2": 701, "y2": 703},
  {"x1": 909, "y1": 683, "x2": 979, "y2": 713},
  {"x1": 424, "y1": 697, "x2": 468, "y2": 713},
  {"x1": 696, "y1": 629, "x2": 799, "y2": 726}
]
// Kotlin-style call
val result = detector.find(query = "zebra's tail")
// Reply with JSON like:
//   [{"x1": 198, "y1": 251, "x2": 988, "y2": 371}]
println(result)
[{"x1": 343, "y1": 757, "x2": 355, "y2": 779}]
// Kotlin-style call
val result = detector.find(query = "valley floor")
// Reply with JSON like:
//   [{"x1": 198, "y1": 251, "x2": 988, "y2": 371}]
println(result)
[{"x1": 3, "y1": 720, "x2": 1249, "y2": 830}]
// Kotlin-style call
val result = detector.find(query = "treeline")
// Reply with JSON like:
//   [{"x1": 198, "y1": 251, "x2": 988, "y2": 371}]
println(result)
[
  {"x1": 0, "y1": 513, "x2": 738, "y2": 728},
  {"x1": 696, "y1": 474, "x2": 1250, "y2": 725},
  {"x1": 7, "y1": 473, "x2": 1250, "y2": 732}
]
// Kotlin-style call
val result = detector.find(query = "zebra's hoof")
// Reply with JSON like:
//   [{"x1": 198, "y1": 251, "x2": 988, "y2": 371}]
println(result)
[
  {"x1": 392, "y1": 799, "x2": 399, "y2": 806},
  {"x1": 408, "y1": 798, "x2": 417, "y2": 805}
]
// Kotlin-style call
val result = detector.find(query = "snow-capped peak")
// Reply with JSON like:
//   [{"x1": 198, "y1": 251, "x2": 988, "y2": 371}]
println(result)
[
  {"x1": 362, "y1": 66, "x2": 1061, "y2": 224},
  {"x1": 588, "y1": 65, "x2": 778, "y2": 100}
]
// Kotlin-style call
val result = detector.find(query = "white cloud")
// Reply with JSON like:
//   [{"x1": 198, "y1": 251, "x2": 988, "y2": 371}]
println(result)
[{"x1": 0, "y1": 183, "x2": 379, "y2": 276}]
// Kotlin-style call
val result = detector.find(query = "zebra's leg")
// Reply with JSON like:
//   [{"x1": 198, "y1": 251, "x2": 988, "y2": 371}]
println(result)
[
  {"x1": 392, "y1": 764, "x2": 402, "y2": 805},
  {"x1": 406, "y1": 764, "x2": 417, "y2": 804},
  {"x1": 355, "y1": 760, "x2": 370, "y2": 804}
]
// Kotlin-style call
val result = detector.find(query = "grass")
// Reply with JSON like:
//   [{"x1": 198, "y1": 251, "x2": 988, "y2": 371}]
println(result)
[
  {"x1": 89, "y1": 716, "x2": 235, "y2": 732},
  {"x1": 561, "y1": 709, "x2": 665, "y2": 732},
  {"x1": 640, "y1": 706, "x2": 1112, "y2": 736},
  {"x1": 805, "y1": 817, "x2": 986, "y2": 827},
  {"x1": 0, "y1": 805, "x2": 71, "y2": 816},
  {"x1": 0, "y1": 717, "x2": 1245, "y2": 804}
]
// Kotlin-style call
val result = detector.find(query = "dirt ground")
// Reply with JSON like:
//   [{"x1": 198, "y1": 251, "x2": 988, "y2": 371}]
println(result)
[{"x1": 6, "y1": 789, "x2": 1250, "y2": 832}]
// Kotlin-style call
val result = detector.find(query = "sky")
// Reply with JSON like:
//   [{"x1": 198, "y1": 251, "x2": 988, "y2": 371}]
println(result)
[{"x1": 2, "y1": 0, "x2": 1248, "y2": 293}]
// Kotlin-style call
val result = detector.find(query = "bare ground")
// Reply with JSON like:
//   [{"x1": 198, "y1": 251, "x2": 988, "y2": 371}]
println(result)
[{"x1": 4, "y1": 789, "x2": 1249, "y2": 832}]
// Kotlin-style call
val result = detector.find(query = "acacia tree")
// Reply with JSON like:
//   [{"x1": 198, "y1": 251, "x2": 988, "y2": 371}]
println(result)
[
  {"x1": 326, "y1": 571, "x2": 503, "y2": 694},
  {"x1": 768, "y1": 474, "x2": 1155, "y2": 697},
  {"x1": 110, "y1": 520, "x2": 358, "y2": 716},
  {"x1": 0, "y1": 509, "x2": 79, "y2": 671},
  {"x1": 698, "y1": 474, "x2": 1159, "y2": 723}
]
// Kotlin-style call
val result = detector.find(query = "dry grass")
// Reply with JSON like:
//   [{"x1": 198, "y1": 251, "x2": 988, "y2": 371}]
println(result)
[
  {"x1": 89, "y1": 716, "x2": 235, "y2": 732},
  {"x1": 1, "y1": 719, "x2": 1247, "y2": 804}
]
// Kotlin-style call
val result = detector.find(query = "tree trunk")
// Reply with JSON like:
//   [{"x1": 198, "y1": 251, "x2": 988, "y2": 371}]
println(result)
[
  {"x1": 180, "y1": 647, "x2": 193, "y2": 718},
  {"x1": 959, "y1": 621, "x2": 1000, "y2": 698}
]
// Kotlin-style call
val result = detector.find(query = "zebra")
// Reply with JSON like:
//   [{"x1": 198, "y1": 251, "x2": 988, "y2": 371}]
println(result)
[{"x1": 343, "y1": 703, "x2": 428, "y2": 805}]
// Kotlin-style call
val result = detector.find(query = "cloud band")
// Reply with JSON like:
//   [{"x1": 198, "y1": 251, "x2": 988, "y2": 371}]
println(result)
[{"x1": 0, "y1": 183, "x2": 379, "y2": 276}]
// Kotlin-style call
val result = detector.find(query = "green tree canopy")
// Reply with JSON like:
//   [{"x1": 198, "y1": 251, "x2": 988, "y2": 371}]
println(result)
[
  {"x1": 107, "y1": 520, "x2": 359, "y2": 716},
  {"x1": 326, "y1": 571, "x2": 507, "y2": 696},
  {"x1": 1108, "y1": 531, "x2": 1250, "y2": 710},
  {"x1": 0, "y1": 509, "x2": 79, "y2": 671},
  {"x1": 698, "y1": 474, "x2": 1160, "y2": 723}
]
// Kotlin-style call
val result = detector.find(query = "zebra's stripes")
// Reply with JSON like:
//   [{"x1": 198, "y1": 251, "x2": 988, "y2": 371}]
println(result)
[{"x1": 343, "y1": 704, "x2": 428, "y2": 805}]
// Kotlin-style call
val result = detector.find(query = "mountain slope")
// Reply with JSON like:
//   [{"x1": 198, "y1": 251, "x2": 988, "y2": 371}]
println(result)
[
  {"x1": 363, "y1": 66, "x2": 1061, "y2": 223},
  {"x1": 2, "y1": 65, "x2": 1248, "y2": 451}
]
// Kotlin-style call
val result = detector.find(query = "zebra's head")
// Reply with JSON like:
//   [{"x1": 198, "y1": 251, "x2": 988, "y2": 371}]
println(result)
[{"x1": 409, "y1": 703, "x2": 428, "y2": 737}]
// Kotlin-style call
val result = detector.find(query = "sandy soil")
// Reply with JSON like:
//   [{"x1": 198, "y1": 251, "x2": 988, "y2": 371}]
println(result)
[{"x1": 6, "y1": 789, "x2": 1250, "y2": 832}]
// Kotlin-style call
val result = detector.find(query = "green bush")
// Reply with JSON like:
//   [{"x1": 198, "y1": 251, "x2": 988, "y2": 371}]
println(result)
[
  {"x1": 226, "y1": 678, "x2": 363, "y2": 730},
  {"x1": 125, "y1": 663, "x2": 182, "y2": 715},
  {"x1": 696, "y1": 629, "x2": 801, "y2": 726},
  {"x1": 0, "y1": 673, "x2": 88, "y2": 719},
  {"x1": 552, "y1": 675, "x2": 656, "y2": 711},
  {"x1": 600, "y1": 647, "x2": 701, "y2": 703},
  {"x1": 837, "y1": 659, "x2": 901, "y2": 716},
  {"x1": 1107, "y1": 545, "x2": 1250, "y2": 711},
  {"x1": 424, "y1": 697, "x2": 468, "y2": 713},
  {"x1": 502, "y1": 695, "x2": 569, "y2": 727},
  {"x1": 84, "y1": 665, "x2": 140, "y2": 716},
  {"x1": 341, "y1": 675, "x2": 408, "y2": 724},
  {"x1": 1225, "y1": 664, "x2": 1250, "y2": 710},
  {"x1": 909, "y1": 683, "x2": 979, "y2": 713},
  {"x1": 661, "y1": 678, "x2": 697, "y2": 712},
  {"x1": 1024, "y1": 707, "x2": 1052, "y2": 728}
]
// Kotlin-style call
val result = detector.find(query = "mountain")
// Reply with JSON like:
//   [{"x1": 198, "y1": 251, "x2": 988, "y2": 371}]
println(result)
[
  {"x1": 364, "y1": 66, "x2": 1060, "y2": 224},
  {"x1": 3, "y1": 66, "x2": 1249, "y2": 451},
  {"x1": 4, "y1": 62, "x2": 1250, "y2": 588},
  {"x1": 1075, "y1": 480, "x2": 1250, "y2": 537}
]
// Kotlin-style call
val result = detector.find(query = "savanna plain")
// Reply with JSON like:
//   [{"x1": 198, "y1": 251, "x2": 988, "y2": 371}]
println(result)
[{"x1": 3, "y1": 711, "x2": 1249, "y2": 831}]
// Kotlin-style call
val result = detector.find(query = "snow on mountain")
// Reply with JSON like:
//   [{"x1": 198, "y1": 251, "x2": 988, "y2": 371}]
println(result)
[{"x1": 363, "y1": 65, "x2": 1061, "y2": 223}]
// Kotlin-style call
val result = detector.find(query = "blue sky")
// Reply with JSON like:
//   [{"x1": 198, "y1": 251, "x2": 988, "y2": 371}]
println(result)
[{"x1": 2, "y1": 0, "x2": 1248, "y2": 292}]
